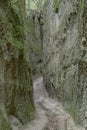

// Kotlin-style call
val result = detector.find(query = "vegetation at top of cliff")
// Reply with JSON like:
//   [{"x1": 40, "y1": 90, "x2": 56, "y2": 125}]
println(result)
[
  {"x1": 26, "y1": 0, "x2": 46, "y2": 11},
  {"x1": 10, "y1": 0, "x2": 24, "y2": 49},
  {"x1": 0, "y1": 0, "x2": 24, "y2": 50},
  {"x1": 53, "y1": 0, "x2": 62, "y2": 13},
  {"x1": 3, "y1": 0, "x2": 46, "y2": 50}
]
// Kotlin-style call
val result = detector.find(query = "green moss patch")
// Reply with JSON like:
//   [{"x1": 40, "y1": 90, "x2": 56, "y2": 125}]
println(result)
[{"x1": 0, "y1": 107, "x2": 12, "y2": 130}]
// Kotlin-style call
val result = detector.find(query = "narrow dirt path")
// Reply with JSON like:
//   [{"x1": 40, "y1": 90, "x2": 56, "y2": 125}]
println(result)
[
  {"x1": 11, "y1": 77, "x2": 85, "y2": 130},
  {"x1": 23, "y1": 77, "x2": 85, "y2": 130},
  {"x1": 23, "y1": 77, "x2": 48, "y2": 130}
]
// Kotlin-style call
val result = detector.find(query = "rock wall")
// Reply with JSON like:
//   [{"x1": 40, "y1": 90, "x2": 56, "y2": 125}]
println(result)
[
  {"x1": 43, "y1": 0, "x2": 87, "y2": 127},
  {"x1": 0, "y1": 0, "x2": 35, "y2": 128},
  {"x1": 27, "y1": 10, "x2": 43, "y2": 78}
]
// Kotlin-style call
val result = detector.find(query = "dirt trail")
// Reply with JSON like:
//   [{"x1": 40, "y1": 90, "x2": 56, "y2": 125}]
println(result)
[
  {"x1": 12, "y1": 77, "x2": 85, "y2": 130},
  {"x1": 23, "y1": 77, "x2": 85, "y2": 130},
  {"x1": 23, "y1": 77, "x2": 48, "y2": 130}
]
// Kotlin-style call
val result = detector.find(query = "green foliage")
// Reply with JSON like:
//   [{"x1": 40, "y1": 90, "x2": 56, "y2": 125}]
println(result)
[
  {"x1": 43, "y1": 0, "x2": 48, "y2": 7},
  {"x1": 13, "y1": 39, "x2": 24, "y2": 49},
  {"x1": 53, "y1": 0, "x2": 57, "y2": 10},
  {"x1": 53, "y1": 0, "x2": 62, "y2": 12},
  {"x1": 79, "y1": 0, "x2": 84, "y2": 10},
  {"x1": 26, "y1": 0, "x2": 46, "y2": 10},
  {"x1": 11, "y1": 0, "x2": 19, "y2": 15},
  {"x1": 10, "y1": 2, "x2": 24, "y2": 50},
  {"x1": 0, "y1": 0, "x2": 24, "y2": 50}
]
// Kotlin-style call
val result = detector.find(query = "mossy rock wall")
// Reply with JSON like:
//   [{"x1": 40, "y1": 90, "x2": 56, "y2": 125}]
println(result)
[
  {"x1": 0, "y1": 0, "x2": 35, "y2": 126},
  {"x1": 0, "y1": 105, "x2": 12, "y2": 130}
]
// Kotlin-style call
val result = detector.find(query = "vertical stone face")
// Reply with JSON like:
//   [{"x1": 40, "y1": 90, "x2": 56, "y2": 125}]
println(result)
[
  {"x1": 43, "y1": 0, "x2": 87, "y2": 126},
  {"x1": 0, "y1": 0, "x2": 35, "y2": 127},
  {"x1": 27, "y1": 10, "x2": 43, "y2": 77},
  {"x1": 0, "y1": 1, "x2": 12, "y2": 129},
  {"x1": 78, "y1": 1, "x2": 87, "y2": 127}
]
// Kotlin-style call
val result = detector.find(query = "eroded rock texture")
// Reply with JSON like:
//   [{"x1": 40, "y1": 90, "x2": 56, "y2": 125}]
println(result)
[
  {"x1": 27, "y1": 10, "x2": 43, "y2": 78},
  {"x1": 43, "y1": 0, "x2": 87, "y2": 127},
  {"x1": 0, "y1": 0, "x2": 34, "y2": 128}
]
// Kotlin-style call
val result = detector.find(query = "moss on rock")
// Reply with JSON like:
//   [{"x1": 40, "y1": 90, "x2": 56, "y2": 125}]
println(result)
[
  {"x1": 0, "y1": 106, "x2": 12, "y2": 130},
  {"x1": 0, "y1": 0, "x2": 35, "y2": 126}
]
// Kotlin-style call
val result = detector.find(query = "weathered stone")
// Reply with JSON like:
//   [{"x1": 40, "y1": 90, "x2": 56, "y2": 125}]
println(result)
[
  {"x1": 27, "y1": 10, "x2": 43, "y2": 78},
  {"x1": 43, "y1": 0, "x2": 87, "y2": 127}
]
